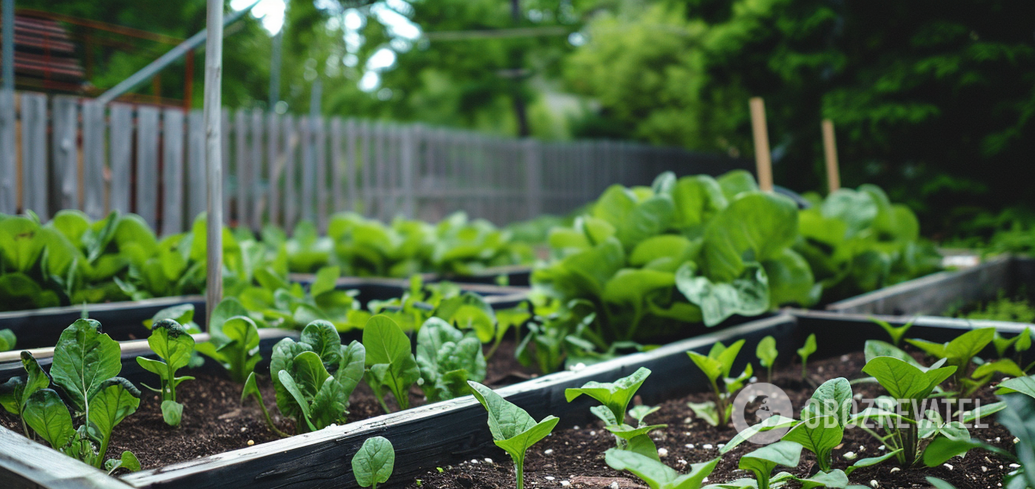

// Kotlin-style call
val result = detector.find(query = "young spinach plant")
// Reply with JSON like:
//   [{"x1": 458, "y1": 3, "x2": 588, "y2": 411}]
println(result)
[
  {"x1": 756, "y1": 335, "x2": 778, "y2": 382},
  {"x1": 856, "y1": 356, "x2": 956, "y2": 466},
  {"x1": 14, "y1": 319, "x2": 141, "y2": 469},
  {"x1": 687, "y1": 340, "x2": 752, "y2": 426},
  {"x1": 363, "y1": 315, "x2": 420, "y2": 412},
  {"x1": 352, "y1": 436, "x2": 395, "y2": 489},
  {"x1": 797, "y1": 333, "x2": 816, "y2": 380},
  {"x1": 194, "y1": 298, "x2": 262, "y2": 383},
  {"x1": 871, "y1": 317, "x2": 914, "y2": 347},
  {"x1": 415, "y1": 317, "x2": 486, "y2": 403},
  {"x1": 468, "y1": 381, "x2": 559, "y2": 489},
  {"x1": 906, "y1": 327, "x2": 1022, "y2": 395},
  {"x1": 136, "y1": 319, "x2": 195, "y2": 426},
  {"x1": 243, "y1": 320, "x2": 365, "y2": 434},
  {"x1": 781, "y1": 377, "x2": 852, "y2": 472},
  {"x1": 604, "y1": 449, "x2": 719, "y2": 489},
  {"x1": 0, "y1": 328, "x2": 15, "y2": 351},
  {"x1": 565, "y1": 367, "x2": 658, "y2": 453}
]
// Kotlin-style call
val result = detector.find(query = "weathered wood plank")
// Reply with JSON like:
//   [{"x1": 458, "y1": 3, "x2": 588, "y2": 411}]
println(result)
[
  {"x1": 221, "y1": 109, "x2": 231, "y2": 226},
  {"x1": 0, "y1": 90, "x2": 14, "y2": 213},
  {"x1": 234, "y1": 109, "x2": 249, "y2": 228},
  {"x1": 135, "y1": 106, "x2": 160, "y2": 227},
  {"x1": 250, "y1": 109, "x2": 264, "y2": 230},
  {"x1": 51, "y1": 95, "x2": 79, "y2": 212},
  {"x1": 282, "y1": 115, "x2": 297, "y2": 230},
  {"x1": 330, "y1": 117, "x2": 344, "y2": 213},
  {"x1": 81, "y1": 101, "x2": 106, "y2": 219},
  {"x1": 267, "y1": 112, "x2": 281, "y2": 227},
  {"x1": 21, "y1": 94, "x2": 48, "y2": 216},
  {"x1": 400, "y1": 125, "x2": 416, "y2": 219},
  {"x1": 299, "y1": 116, "x2": 314, "y2": 223},
  {"x1": 360, "y1": 120, "x2": 372, "y2": 214},
  {"x1": 0, "y1": 425, "x2": 133, "y2": 489},
  {"x1": 160, "y1": 109, "x2": 185, "y2": 235},
  {"x1": 108, "y1": 104, "x2": 133, "y2": 215},
  {"x1": 344, "y1": 119, "x2": 358, "y2": 212},
  {"x1": 314, "y1": 116, "x2": 328, "y2": 230},
  {"x1": 186, "y1": 110, "x2": 206, "y2": 223}
]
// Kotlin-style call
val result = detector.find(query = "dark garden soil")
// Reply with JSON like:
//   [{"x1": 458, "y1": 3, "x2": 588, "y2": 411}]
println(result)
[
  {"x1": 405, "y1": 350, "x2": 1021, "y2": 489},
  {"x1": 0, "y1": 338, "x2": 537, "y2": 472}
]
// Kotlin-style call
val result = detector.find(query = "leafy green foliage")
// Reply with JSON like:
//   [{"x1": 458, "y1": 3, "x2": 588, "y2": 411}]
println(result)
[
  {"x1": 0, "y1": 329, "x2": 15, "y2": 351},
  {"x1": 249, "y1": 321, "x2": 365, "y2": 434},
  {"x1": 352, "y1": 436, "x2": 395, "y2": 489},
  {"x1": 565, "y1": 367, "x2": 650, "y2": 430},
  {"x1": 363, "y1": 315, "x2": 420, "y2": 412},
  {"x1": 195, "y1": 299, "x2": 263, "y2": 384},
  {"x1": 468, "y1": 381, "x2": 559, "y2": 489},
  {"x1": 136, "y1": 319, "x2": 195, "y2": 426},
  {"x1": 9, "y1": 319, "x2": 140, "y2": 469},
  {"x1": 415, "y1": 317, "x2": 486, "y2": 402},
  {"x1": 738, "y1": 441, "x2": 802, "y2": 489},
  {"x1": 906, "y1": 327, "x2": 1000, "y2": 393},
  {"x1": 997, "y1": 393, "x2": 1035, "y2": 489},
  {"x1": 756, "y1": 335, "x2": 778, "y2": 382},
  {"x1": 870, "y1": 318, "x2": 913, "y2": 348},
  {"x1": 858, "y1": 356, "x2": 957, "y2": 465},
  {"x1": 604, "y1": 449, "x2": 719, "y2": 489},
  {"x1": 782, "y1": 378, "x2": 852, "y2": 472},
  {"x1": 797, "y1": 334, "x2": 817, "y2": 380},
  {"x1": 686, "y1": 341, "x2": 751, "y2": 426}
]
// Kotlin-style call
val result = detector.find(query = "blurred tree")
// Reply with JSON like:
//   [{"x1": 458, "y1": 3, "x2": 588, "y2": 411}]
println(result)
[{"x1": 565, "y1": 0, "x2": 1035, "y2": 234}]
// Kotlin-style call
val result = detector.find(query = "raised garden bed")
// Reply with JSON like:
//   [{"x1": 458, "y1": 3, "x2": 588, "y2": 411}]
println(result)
[
  {"x1": 3, "y1": 310, "x2": 1028, "y2": 489},
  {"x1": 826, "y1": 255, "x2": 1034, "y2": 318}
]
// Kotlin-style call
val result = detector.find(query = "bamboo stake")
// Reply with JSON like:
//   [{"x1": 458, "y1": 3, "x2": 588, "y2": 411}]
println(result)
[
  {"x1": 821, "y1": 119, "x2": 840, "y2": 193},
  {"x1": 203, "y1": 0, "x2": 223, "y2": 331},
  {"x1": 749, "y1": 97, "x2": 773, "y2": 191}
]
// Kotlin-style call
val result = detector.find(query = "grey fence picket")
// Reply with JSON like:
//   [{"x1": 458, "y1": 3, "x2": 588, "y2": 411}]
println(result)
[
  {"x1": 330, "y1": 117, "x2": 344, "y2": 213},
  {"x1": 108, "y1": 104, "x2": 133, "y2": 215},
  {"x1": 20, "y1": 94, "x2": 48, "y2": 217},
  {"x1": 300, "y1": 116, "x2": 313, "y2": 223},
  {"x1": 0, "y1": 90, "x2": 14, "y2": 213},
  {"x1": 82, "y1": 101, "x2": 106, "y2": 219},
  {"x1": 51, "y1": 96, "x2": 78, "y2": 212},
  {"x1": 235, "y1": 109, "x2": 249, "y2": 228},
  {"x1": 187, "y1": 110, "x2": 206, "y2": 223},
  {"x1": 314, "y1": 116, "x2": 328, "y2": 229},
  {"x1": 161, "y1": 108, "x2": 185, "y2": 235},
  {"x1": 250, "y1": 109, "x2": 264, "y2": 230},
  {"x1": 282, "y1": 115, "x2": 296, "y2": 231},
  {"x1": 135, "y1": 106, "x2": 160, "y2": 228},
  {"x1": 267, "y1": 112, "x2": 281, "y2": 227},
  {"x1": 221, "y1": 109, "x2": 231, "y2": 225}
]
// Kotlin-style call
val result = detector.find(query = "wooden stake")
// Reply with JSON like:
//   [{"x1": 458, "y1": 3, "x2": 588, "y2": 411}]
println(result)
[
  {"x1": 203, "y1": 0, "x2": 223, "y2": 331},
  {"x1": 821, "y1": 119, "x2": 840, "y2": 193},
  {"x1": 749, "y1": 97, "x2": 773, "y2": 191}
]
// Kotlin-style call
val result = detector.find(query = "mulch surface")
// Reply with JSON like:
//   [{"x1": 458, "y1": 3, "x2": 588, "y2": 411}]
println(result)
[
  {"x1": 0, "y1": 338, "x2": 537, "y2": 472},
  {"x1": 404, "y1": 350, "x2": 1020, "y2": 489}
]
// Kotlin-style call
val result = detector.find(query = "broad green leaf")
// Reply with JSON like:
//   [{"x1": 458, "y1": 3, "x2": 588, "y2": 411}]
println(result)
[
  {"x1": 793, "y1": 469, "x2": 849, "y2": 489},
  {"x1": 605, "y1": 448, "x2": 720, "y2": 489},
  {"x1": 161, "y1": 400, "x2": 183, "y2": 427},
  {"x1": 671, "y1": 175, "x2": 728, "y2": 231},
  {"x1": 208, "y1": 298, "x2": 250, "y2": 344},
  {"x1": 802, "y1": 377, "x2": 852, "y2": 427},
  {"x1": 721, "y1": 415, "x2": 797, "y2": 454},
  {"x1": 862, "y1": 356, "x2": 956, "y2": 401},
  {"x1": 468, "y1": 381, "x2": 558, "y2": 464},
  {"x1": 148, "y1": 319, "x2": 195, "y2": 371},
  {"x1": 564, "y1": 367, "x2": 650, "y2": 424},
  {"x1": 717, "y1": 170, "x2": 759, "y2": 201},
  {"x1": 687, "y1": 401, "x2": 720, "y2": 427},
  {"x1": 762, "y1": 248, "x2": 815, "y2": 307},
  {"x1": 310, "y1": 266, "x2": 340, "y2": 298},
  {"x1": 701, "y1": 192, "x2": 798, "y2": 283},
  {"x1": 143, "y1": 304, "x2": 195, "y2": 330},
  {"x1": 416, "y1": 318, "x2": 486, "y2": 402},
  {"x1": 756, "y1": 336, "x2": 777, "y2": 370},
  {"x1": 972, "y1": 359, "x2": 1025, "y2": 379},
  {"x1": 782, "y1": 415, "x2": 843, "y2": 471},
  {"x1": 675, "y1": 261, "x2": 769, "y2": 327},
  {"x1": 797, "y1": 334, "x2": 817, "y2": 365},
  {"x1": 0, "y1": 329, "x2": 15, "y2": 351},
  {"x1": 300, "y1": 320, "x2": 343, "y2": 369},
  {"x1": 844, "y1": 449, "x2": 901, "y2": 476},
  {"x1": 23, "y1": 389, "x2": 74, "y2": 449},
  {"x1": 996, "y1": 375, "x2": 1035, "y2": 399},
  {"x1": 352, "y1": 436, "x2": 395, "y2": 488},
  {"x1": 363, "y1": 315, "x2": 420, "y2": 410},
  {"x1": 593, "y1": 185, "x2": 675, "y2": 250},
  {"x1": 434, "y1": 293, "x2": 495, "y2": 343},
  {"x1": 51, "y1": 319, "x2": 123, "y2": 413},
  {"x1": 997, "y1": 393, "x2": 1035, "y2": 489},
  {"x1": 105, "y1": 451, "x2": 141, "y2": 474},
  {"x1": 88, "y1": 377, "x2": 141, "y2": 448},
  {"x1": 821, "y1": 189, "x2": 878, "y2": 238},
  {"x1": 863, "y1": 340, "x2": 923, "y2": 368},
  {"x1": 740, "y1": 441, "x2": 802, "y2": 489}
]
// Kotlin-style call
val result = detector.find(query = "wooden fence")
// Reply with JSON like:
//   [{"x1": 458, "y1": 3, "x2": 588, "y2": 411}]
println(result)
[{"x1": 0, "y1": 90, "x2": 750, "y2": 234}]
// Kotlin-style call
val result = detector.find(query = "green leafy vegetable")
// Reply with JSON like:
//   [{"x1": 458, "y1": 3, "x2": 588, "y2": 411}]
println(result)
[
  {"x1": 870, "y1": 317, "x2": 913, "y2": 347},
  {"x1": 195, "y1": 299, "x2": 263, "y2": 384},
  {"x1": 686, "y1": 341, "x2": 751, "y2": 425},
  {"x1": 415, "y1": 317, "x2": 486, "y2": 403},
  {"x1": 565, "y1": 367, "x2": 650, "y2": 430},
  {"x1": 797, "y1": 333, "x2": 817, "y2": 380},
  {"x1": 363, "y1": 315, "x2": 420, "y2": 412},
  {"x1": 0, "y1": 329, "x2": 15, "y2": 351},
  {"x1": 906, "y1": 327, "x2": 995, "y2": 393},
  {"x1": 605, "y1": 448, "x2": 719, "y2": 489},
  {"x1": 782, "y1": 378, "x2": 852, "y2": 471},
  {"x1": 468, "y1": 381, "x2": 559, "y2": 489},
  {"x1": 739, "y1": 440, "x2": 802, "y2": 489},
  {"x1": 352, "y1": 436, "x2": 395, "y2": 489},
  {"x1": 136, "y1": 319, "x2": 195, "y2": 426}
]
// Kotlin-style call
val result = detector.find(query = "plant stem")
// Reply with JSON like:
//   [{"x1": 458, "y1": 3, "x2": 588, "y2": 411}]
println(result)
[{"x1": 514, "y1": 456, "x2": 525, "y2": 489}]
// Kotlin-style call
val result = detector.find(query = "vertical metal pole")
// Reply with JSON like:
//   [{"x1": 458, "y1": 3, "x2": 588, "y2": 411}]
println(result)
[
  {"x1": 204, "y1": 0, "x2": 224, "y2": 330},
  {"x1": 2, "y1": 0, "x2": 13, "y2": 91},
  {"x1": 269, "y1": 30, "x2": 282, "y2": 109}
]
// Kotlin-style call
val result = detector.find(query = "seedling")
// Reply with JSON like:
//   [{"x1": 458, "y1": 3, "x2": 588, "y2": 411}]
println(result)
[
  {"x1": 604, "y1": 448, "x2": 719, "y2": 489},
  {"x1": 4, "y1": 319, "x2": 140, "y2": 470},
  {"x1": 565, "y1": 367, "x2": 651, "y2": 449},
  {"x1": 194, "y1": 298, "x2": 263, "y2": 383},
  {"x1": 686, "y1": 340, "x2": 752, "y2": 426},
  {"x1": 136, "y1": 319, "x2": 195, "y2": 426},
  {"x1": 756, "y1": 335, "x2": 778, "y2": 382},
  {"x1": 415, "y1": 317, "x2": 486, "y2": 402},
  {"x1": 244, "y1": 320, "x2": 365, "y2": 434},
  {"x1": 468, "y1": 381, "x2": 559, "y2": 489},
  {"x1": 856, "y1": 356, "x2": 956, "y2": 465},
  {"x1": 797, "y1": 333, "x2": 816, "y2": 380},
  {"x1": 738, "y1": 440, "x2": 801, "y2": 489},
  {"x1": 906, "y1": 327, "x2": 1022, "y2": 395},
  {"x1": 870, "y1": 317, "x2": 913, "y2": 347},
  {"x1": 781, "y1": 378, "x2": 852, "y2": 471},
  {"x1": 363, "y1": 315, "x2": 420, "y2": 412},
  {"x1": 352, "y1": 436, "x2": 395, "y2": 489}
]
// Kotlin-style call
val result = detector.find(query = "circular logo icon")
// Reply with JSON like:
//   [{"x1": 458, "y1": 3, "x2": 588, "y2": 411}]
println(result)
[{"x1": 731, "y1": 382, "x2": 793, "y2": 445}]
